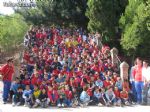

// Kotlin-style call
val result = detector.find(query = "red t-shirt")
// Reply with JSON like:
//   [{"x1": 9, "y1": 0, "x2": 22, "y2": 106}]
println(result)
[
  {"x1": 0, "y1": 64, "x2": 14, "y2": 81},
  {"x1": 87, "y1": 88, "x2": 93, "y2": 96},
  {"x1": 22, "y1": 79, "x2": 30, "y2": 85},
  {"x1": 31, "y1": 75, "x2": 38, "y2": 85},
  {"x1": 23, "y1": 52, "x2": 30, "y2": 61},
  {"x1": 65, "y1": 90, "x2": 73, "y2": 99},
  {"x1": 120, "y1": 91, "x2": 128, "y2": 99},
  {"x1": 114, "y1": 90, "x2": 120, "y2": 98},
  {"x1": 48, "y1": 90, "x2": 59, "y2": 102},
  {"x1": 103, "y1": 80, "x2": 111, "y2": 88},
  {"x1": 133, "y1": 66, "x2": 143, "y2": 82}
]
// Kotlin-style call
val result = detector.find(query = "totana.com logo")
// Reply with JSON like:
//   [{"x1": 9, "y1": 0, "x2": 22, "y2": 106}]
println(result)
[{"x1": 3, "y1": 0, "x2": 53, "y2": 7}]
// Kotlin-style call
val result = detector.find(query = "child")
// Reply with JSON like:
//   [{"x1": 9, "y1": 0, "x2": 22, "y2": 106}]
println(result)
[
  {"x1": 40, "y1": 80, "x2": 48, "y2": 90},
  {"x1": 38, "y1": 88, "x2": 49, "y2": 108},
  {"x1": 12, "y1": 86, "x2": 24, "y2": 106},
  {"x1": 91, "y1": 87, "x2": 103, "y2": 106},
  {"x1": 105, "y1": 86, "x2": 116, "y2": 106},
  {"x1": 65, "y1": 85, "x2": 73, "y2": 107},
  {"x1": 47, "y1": 85, "x2": 59, "y2": 106},
  {"x1": 23, "y1": 85, "x2": 32, "y2": 107},
  {"x1": 71, "y1": 87, "x2": 79, "y2": 107},
  {"x1": 120, "y1": 88, "x2": 130, "y2": 106},
  {"x1": 95, "y1": 77, "x2": 103, "y2": 88},
  {"x1": 114, "y1": 86, "x2": 121, "y2": 106},
  {"x1": 10, "y1": 77, "x2": 21, "y2": 101},
  {"x1": 22, "y1": 74, "x2": 30, "y2": 89},
  {"x1": 80, "y1": 86, "x2": 90, "y2": 106},
  {"x1": 115, "y1": 77, "x2": 123, "y2": 91},
  {"x1": 57, "y1": 87, "x2": 67, "y2": 107},
  {"x1": 32, "y1": 84, "x2": 41, "y2": 108}
]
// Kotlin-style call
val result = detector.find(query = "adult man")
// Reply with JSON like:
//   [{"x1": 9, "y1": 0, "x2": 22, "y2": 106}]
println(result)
[
  {"x1": 133, "y1": 57, "x2": 143, "y2": 104},
  {"x1": 0, "y1": 58, "x2": 14, "y2": 104},
  {"x1": 142, "y1": 60, "x2": 150, "y2": 105}
]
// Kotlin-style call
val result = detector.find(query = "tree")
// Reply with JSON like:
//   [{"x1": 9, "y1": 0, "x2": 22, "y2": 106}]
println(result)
[
  {"x1": 119, "y1": 0, "x2": 150, "y2": 57},
  {"x1": 15, "y1": 8, "x2": 46, "y2": 25},
  {"x1": 86, "y1": 0, "x2": 128, "y2": 46},
  {"x1": 0, "y1": 14, "x2": 29, "y2": 52},
  {"x1": 15, "y1": 0, "x2": 88, "y2": 28}
]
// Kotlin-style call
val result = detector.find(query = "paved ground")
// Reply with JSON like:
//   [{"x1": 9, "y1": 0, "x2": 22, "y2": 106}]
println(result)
[
  {"x1": 0, "y1": 104, "x2": 150, "y2": 112},
  {"x1": 0, "y1": 81, "x2": 150, "y2": 112}
]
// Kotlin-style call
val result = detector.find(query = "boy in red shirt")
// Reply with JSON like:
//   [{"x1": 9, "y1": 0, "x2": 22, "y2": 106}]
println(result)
[
  {"x1": 47, "y1": 85, "x2": 59, "y2": 106},
  {"x1": 65, "y1": 85, "x2": 73, "y2": 107},
  {"x1": 114, "y1": 87, "x2": 121, "y2": 106},
  {"x1": 120, "y1": 88, "x2": 130, "y2": 106}
]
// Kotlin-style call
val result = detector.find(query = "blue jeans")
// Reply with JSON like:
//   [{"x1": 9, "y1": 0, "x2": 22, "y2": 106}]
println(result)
[
  {"x1": 66, "y1": 99, "x2": 72, "y2": 107},
  {"x1": 135, "y1": 81, "x2": 144, "y2": 103},
  {"x1": 13, "y1": 94, "x2": 24, "y2": 104},
  {"x1": 80, "y1": 97, "x2": 90, "y2": 104},
  {"x1": 142, "y1": 84, "x2": 149, "y2": 104},
  {"x1": 131, "y1": 81, "x2": 137, "y2": 102},
  {"x1": 3, "y1": 81, "x2": 11, "y2": 102},
  {"x1": 105, "y1": 97, "x2": 116, "y2": 104},
  {"x1": 57, "y1": 98, "x2": 67, "y2": 105}
]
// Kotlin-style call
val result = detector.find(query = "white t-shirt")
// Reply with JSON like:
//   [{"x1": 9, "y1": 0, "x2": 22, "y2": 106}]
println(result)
[
  {"x1": 82, "y1": 35, "x2": 87, "y2": 42},
  {"x1": 142, "y1": 66, "x2": 150, "y2": 81}
]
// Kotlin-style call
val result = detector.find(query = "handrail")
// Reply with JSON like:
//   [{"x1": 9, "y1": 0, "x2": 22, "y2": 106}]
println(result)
[
  {"x1": 116, "y1": 54, "x2": 121, "y2": 64},
  {"x1": 99, "y1": 38, "x2": 122, "y2": 69}
]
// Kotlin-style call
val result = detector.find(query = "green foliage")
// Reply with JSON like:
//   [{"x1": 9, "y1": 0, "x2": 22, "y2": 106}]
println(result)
[
  {"x1": 0, "y1": 14, "x2": 28, "y2": 52},
  {"x1": 16, "y1": 0, "x2": 88, "y2": 28},
  {"x1": 120, "y1": 0, "x2": 150, "y2": 57},
  {"x1": 86, "y1": 0, "x2": 128, "y2": 45},
  {"x1": 15, "y1": 8, "x2": 46, "y2": 25}
]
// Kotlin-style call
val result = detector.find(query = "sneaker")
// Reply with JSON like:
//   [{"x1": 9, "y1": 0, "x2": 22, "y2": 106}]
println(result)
[
  {"x1": 98, "y1": 103, "x2": 103, "y2": 106},
  {"x1": 132, "y1": 102, "x2": 136, "y2": 105},
  {"x1": 33, "y1": 103, "x2": 38, "y2": 108},
  {"x1": 79, "y1": 103, "x2": 83, "y2": 107},
  {"x1": 16, "y1": 102, "x2": 21, "y2": 106},
  {"x1": 3, "y1": 101, "x2": 7, "y2": 104},
  {"x1": 24, "y1": 102, "x2": 28, "y2": 107},
  {"x1": 85, "y1": 102, "x2": 88, "y2": 106},
  {"x1": 62, "y1": 103, "x2": 65, "y2": 107},
  {"x1": 57, "y1": 103, "x2": 61, "y2": 108},
  {"x1": 24, "y1": 104, "x2": 27, "y2": 107},
  {"x1": 106, "y1": 103, "x2": 110, "y2": 107},
  {"x1": 125, "y1": 101, "x2": 130, "y2": 106},
  {"x1": 12, "y1": 103, "x2": 16, "y2": 107}
]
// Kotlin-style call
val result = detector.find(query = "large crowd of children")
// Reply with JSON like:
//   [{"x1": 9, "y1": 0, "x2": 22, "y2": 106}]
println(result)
[{"x1": 7, "y1": 26, "x2": 146, "y2": 108}]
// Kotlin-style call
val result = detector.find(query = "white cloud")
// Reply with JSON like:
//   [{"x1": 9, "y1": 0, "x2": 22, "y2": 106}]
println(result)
[
  {"x1": 0, "y1": 0, "x2": 15, "y2": 15},
  {"x1": 0, "y1": 0, "x2": 36, "y2": 15}
]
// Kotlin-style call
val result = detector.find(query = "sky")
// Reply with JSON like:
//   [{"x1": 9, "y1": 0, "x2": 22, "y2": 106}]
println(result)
[
  {"x1": 0, "y1": 0, "x2": 36, "y2": 15},
  {"x1": 0, "y1": 0, "x2": 18, "y2": 15}
]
